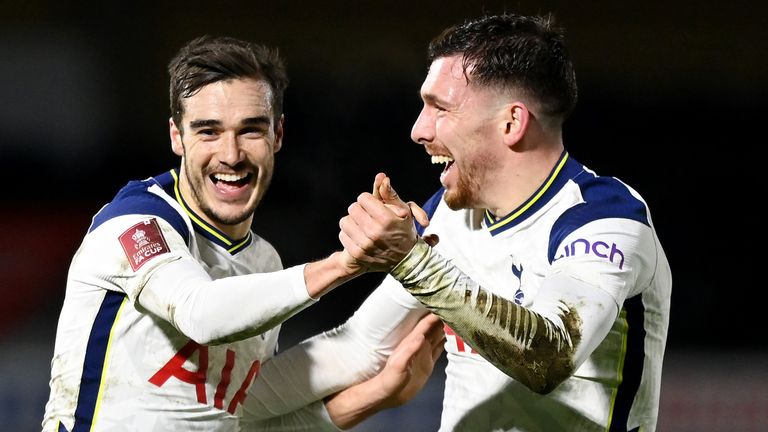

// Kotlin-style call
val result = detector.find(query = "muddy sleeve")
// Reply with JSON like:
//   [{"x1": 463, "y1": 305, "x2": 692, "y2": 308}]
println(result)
[{"x1": 390, "y1": 238, "x2": 618, "y2": 394}]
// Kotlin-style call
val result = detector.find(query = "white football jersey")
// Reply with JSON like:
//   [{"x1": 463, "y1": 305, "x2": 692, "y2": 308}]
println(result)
[
  {"x1": 408, "y1": 152, "x2": 671, "y2": 431},
  {"x1": 42, "y1": 169, "x2": 293, "y2": 432},
  {"x1": 240, "y1": 152, "x2": 670, "y2": 432}
]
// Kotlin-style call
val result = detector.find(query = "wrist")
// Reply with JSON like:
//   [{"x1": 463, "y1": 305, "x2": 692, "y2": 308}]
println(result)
[
  {"x1": 390, "y1": 237, "x2": 430, "y2": 280},
  {"x1": 304, "y1": 252, "x2": 363, "y2": 299}
]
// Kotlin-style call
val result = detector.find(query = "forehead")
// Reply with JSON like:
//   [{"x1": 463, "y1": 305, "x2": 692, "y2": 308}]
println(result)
[
  {"x1": 421, "y1": 55, "x2": 471, "y2": 102},
  {"x1": 182, "y1": 78, "x2": 274, "y2": 123}
]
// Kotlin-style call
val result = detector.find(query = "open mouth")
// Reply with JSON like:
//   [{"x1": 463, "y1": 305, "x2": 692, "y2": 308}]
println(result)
[
  {"x1": 210, "y1": 172, "x2": 254, "y2": 190},
  {"x1": 431, "y1": 154, "x2": 454, "y2": 174},
  {"x1": 431, "y1": 155, "x2": 455, "y2": 186}
]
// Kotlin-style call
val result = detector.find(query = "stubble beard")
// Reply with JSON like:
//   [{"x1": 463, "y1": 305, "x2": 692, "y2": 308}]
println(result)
[
  {"x1": 183, "y1": 158, "x2": 273, "y2": 227},
  {"x1": 443, "y1": 163, "x2": 482, "y2": 210},
  {"x1": 443, "y1": 153, "x2": 495, "y2": 211}
]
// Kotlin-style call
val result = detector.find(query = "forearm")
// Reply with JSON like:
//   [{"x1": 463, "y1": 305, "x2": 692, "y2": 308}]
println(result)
[
  {"x1": 139, "y1": 258, "x2": 315, "y2": 345},
  {"x1": 391, "y1": 239, "x2": 579, "y2": 393},
  {"x1": 323, "y1": 375, "x2": 392, "y2": 430},
  {"x1": 244, "y1": 278, "x2": 426, "y2": 419},
  {"x1": 241, "y1": 400, "x2": 341, "y2": 432}
]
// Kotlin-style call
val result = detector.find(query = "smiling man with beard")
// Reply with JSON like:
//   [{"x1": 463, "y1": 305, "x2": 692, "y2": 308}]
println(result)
[
  {"x1": 247, "y1": 14, "x2": 672, "y2": 432},
  {"x1": 41, "y1": 36, "x2": 444, "y2": 432}
]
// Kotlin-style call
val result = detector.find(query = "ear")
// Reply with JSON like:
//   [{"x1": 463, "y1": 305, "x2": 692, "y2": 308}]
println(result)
[
  {"x1": 169, "y1": 117, "x2": 184, "y2": 156},
  {"x1": 502, "y1": 102, "x2": 530, "y2": 148},
  {"x1": 273, "y1": 114, "x2": 285, "y2": 153}
]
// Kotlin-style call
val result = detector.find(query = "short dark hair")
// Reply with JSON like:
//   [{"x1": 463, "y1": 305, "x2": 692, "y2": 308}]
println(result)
[
  {"x1": 168, "y1": 36, "x2": 289, "y2": 132},
  {"x1": 428, "y1": 14, "x2": 578, "y2": 124}
]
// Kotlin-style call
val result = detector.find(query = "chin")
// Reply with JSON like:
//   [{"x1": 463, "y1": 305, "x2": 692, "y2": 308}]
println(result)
[
  {"x1": 203, "y1": 201, "x2": 258, "y2": 227},
  {"x1": 443, "y1": 186, "x2": 481, "y2": 211}
]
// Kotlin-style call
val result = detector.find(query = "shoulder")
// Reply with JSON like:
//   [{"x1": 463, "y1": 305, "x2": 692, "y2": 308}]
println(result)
[
  {"x1": 547, "y1": 165, "x2": 653, "y2": 262},
  {"x1": 89, "y1": 171, "x2": 190, "y2": 243},
  {"x1": 552, "y1": 166, "x2": 649, "y2": 235}
]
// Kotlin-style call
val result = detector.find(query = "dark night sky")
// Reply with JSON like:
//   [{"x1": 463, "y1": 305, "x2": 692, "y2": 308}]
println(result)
[{"x1": 1, "y1": 0, "x2": 765, "y2": 352}]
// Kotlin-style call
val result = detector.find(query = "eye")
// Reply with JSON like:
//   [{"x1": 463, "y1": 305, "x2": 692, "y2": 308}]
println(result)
[
  {"x1": 240, "y1": 127, "x2": 267, "y2": 138},
  {"x1": 197, "y1": 128, "x2": 218, "y2": 138}
]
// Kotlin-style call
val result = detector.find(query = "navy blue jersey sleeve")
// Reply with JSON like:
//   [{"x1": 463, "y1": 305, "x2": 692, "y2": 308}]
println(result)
[
  {"x1": 547, "y1": 175, "x2": 649, "y2": 264},
  {"x1": 415, "y1": 187, "x2": 445, "y2": 236},
  {"x1": 89, "y1": 178, "x2": 190, "y2": 244}
]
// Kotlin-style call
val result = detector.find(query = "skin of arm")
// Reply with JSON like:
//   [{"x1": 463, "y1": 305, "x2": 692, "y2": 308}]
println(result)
[
  {"x1": 323, "y1": 313, "x2": 445, "y2": 429},
  {"x1": 242, "y1": 274, "x2": 431, "y2": 421},
  {"x1": 238, "y1": 313, "x2": 444, "y2": 431},
  {"x1": 303, "y1": 250, "x2": 367, "y2": 298}
]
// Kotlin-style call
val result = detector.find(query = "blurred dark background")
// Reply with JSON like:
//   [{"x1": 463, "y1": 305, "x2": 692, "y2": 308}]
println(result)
[{"x1": 1, "y1": 1, "x2": 765, "y2": 430}]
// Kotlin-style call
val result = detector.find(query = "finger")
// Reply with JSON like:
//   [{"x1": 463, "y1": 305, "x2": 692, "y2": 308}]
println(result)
[
  {"x1": 347, "y1": 201, "x2": 396, "y2": 250},
  {"x1": 372, "y1": 172, "x2": 387, "y2": 200},
  {"x1": 411, "y1": 313, "x2": 442, "y2": 338},
  {"x1": 347, "y1": 201, "x2": 377, "y2": 229},
  {"x1": 382, "y1": 178, "x2": 410, "y2": 211},
  {"x1": 339, "y1": 225, "x2": 385, "y2": 264},
  {"x1": 381, "y1": 176, "x2": 400, "y2": 202},
  {"x1": 414, "y1": 312, "x2": 440, "y2": 328},
  {"x1": 422, "y1": 233, "x2": 440, "y2": 247},
  {"x1": 376, "y1": 176, "x2": 411, "y2": 213},
  {"x1": 408, "y1": 201, "x2": 430, "y2": 227},
  {"x1": 390, "y1": 333, "x2": 426, "y2": 370},
  {"x1": 424, "y1": 318, "x2": 445, "y2": 345},
  {"x1": 357, "y1": 192, "x2": 409, "y2": 221},
  {"x1": 338, "y1": 229, "x2": 366, "y2": 260},
  {"x1": 431, "y1": 339, "x2": 445, "y2": 361},
  {"x1": 339, "y1": 215, "x2": 382, "y2": 256},
  {"x1": 339, "y1": 213, "x2": 368, "y2": 246}
]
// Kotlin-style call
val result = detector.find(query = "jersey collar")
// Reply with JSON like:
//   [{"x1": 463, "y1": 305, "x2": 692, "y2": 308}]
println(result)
[
  {"x1": 163, "y1": 169, "x2": 252, "y2": 254},
  {"x1": 484, "y1": 150, "x2": 574, "y2": 236}
]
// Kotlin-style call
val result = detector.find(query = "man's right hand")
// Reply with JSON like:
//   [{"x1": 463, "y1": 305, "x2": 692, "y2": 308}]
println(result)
[{"x1": 338, "y1": 173, "x2": 431, "y2": 272}]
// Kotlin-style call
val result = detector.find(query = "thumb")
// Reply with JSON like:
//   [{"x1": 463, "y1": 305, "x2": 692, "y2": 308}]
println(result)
[
  {"x1": 381, "y1": 177, "x2": 405, "y2": 206},
  {"x1": 375, "y1": 174, "x2": 410, "y2": 218},
  {"x1": 407, "y1": 201, "x2": 430, "y2": 228}
]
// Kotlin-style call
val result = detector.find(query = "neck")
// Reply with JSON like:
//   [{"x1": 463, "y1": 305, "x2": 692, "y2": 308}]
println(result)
[
  {"x1": 485, "y1": 140, "x2": 564, "y2": 218},
  {"x1": 176, "y1": 173, "x2": 253, "y2": 240},
  {"x1": 216, "y1": 218, "x2": 252, "y2": 240}
]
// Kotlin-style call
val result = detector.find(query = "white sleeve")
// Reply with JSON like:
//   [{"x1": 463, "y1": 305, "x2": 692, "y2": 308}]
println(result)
[
  {"x1": 138, "y1": 258, "x2": 315, "y2": 345},
  {"x1": 74, "y1": 215, "x2": 191, "y2": 302},
  {"x1": 241, "y1": 401, "x2": 341, "y2": 431},
  {"x1": 84, "y1": 214, "x2": 317, "y2": 345},
  {"x1": 550, "y1": 218, "x2": 659, "y2": 304},
  {"x1": 243, "y1": 275, "x2": 427, "y2": 420}
]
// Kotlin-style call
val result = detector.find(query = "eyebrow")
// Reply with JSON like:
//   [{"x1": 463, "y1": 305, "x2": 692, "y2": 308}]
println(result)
[
  {"x1": 189, "y1": 119, "x2": 221, "y2": 129},
  {"x1": 241, "y1": 116, "x2": 271, "y2": 127},
  {"x1": 422, "y1": 93, "x2": 450, "y2": 108},
  {"x1": 188, "y1": 116, "x2": 272, "y2": 130}
]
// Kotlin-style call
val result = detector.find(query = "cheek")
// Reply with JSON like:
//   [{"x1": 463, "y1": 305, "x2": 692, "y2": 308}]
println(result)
[{"x1": 435, "y1": 117, "x2": 462, "y2": 147}]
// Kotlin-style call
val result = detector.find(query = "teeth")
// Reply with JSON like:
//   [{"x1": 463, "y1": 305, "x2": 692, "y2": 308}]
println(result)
[
  {"x1": 431, "y1": 155, "x2": 454, "y2": 165},
  {"x1": 214, "y1": 173, "x2": 246, "y2": 182}
]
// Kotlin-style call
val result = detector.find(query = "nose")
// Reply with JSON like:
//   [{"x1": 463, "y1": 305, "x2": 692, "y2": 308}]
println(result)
[
  {"x1": 410, "y1": 106, "x2": 434, "y2": 146},
  {"x1": 219, "y1": 133, "x2": 243, "y2": 166}
]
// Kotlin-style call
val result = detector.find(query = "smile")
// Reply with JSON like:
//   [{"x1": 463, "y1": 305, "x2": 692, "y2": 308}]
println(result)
[
  {"x1": 431, "y1": 154, "x2": 455, "y2": 176},
  {"x1": 211, "y1": 172, "x2": 253, "y2": 186},
  {"x1": 431, "y1": 155, "x2": 454, "y2": 165}
]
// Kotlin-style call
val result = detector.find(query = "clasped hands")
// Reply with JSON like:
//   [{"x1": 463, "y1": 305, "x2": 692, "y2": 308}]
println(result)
[{"x1": 339, "y1": 173, "x2": 437, "y2": 274}]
